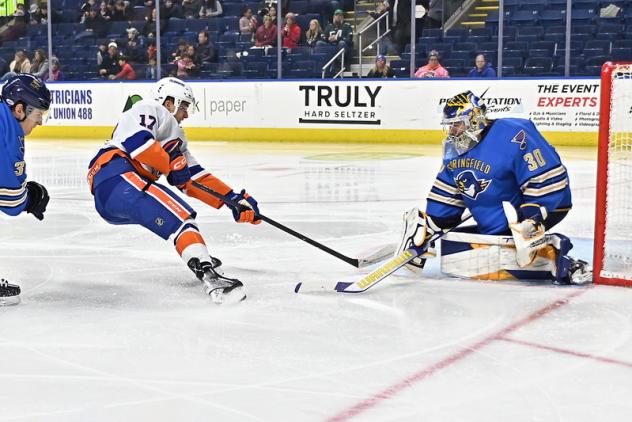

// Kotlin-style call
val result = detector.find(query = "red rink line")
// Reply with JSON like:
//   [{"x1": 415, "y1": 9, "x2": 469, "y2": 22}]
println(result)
[
  {"x1": 326, "y1": 288, "x2": 588, "y2": 422},
  {"x1": 498, "y1": 336, "x2": 632, "y2": 369}
]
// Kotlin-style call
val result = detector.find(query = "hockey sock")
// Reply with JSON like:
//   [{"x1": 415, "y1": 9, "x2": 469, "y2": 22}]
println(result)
[{"x1": 173, "y1": 220, "x2": 211, "y2": 265}]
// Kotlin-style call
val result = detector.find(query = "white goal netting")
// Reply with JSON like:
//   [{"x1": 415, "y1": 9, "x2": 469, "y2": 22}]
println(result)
[{"x1": 601, "y1": 63, "x2": 632, "y2": 282}]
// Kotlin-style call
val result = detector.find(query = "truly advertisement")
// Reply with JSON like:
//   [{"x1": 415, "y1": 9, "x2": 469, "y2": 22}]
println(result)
[{"x1": 298, "y1": 84, "x2": 383, "y2": 125}]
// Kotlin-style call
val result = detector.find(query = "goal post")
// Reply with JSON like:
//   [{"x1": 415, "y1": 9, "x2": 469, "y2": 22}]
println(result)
[{"x1": 594, "y1": 61, "x2": 632, "y2": 286}]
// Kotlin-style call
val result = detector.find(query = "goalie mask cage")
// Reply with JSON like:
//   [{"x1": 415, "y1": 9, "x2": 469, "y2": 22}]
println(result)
[{"x1": 594, "y1": 62, "x2": 632, "y2": 286}]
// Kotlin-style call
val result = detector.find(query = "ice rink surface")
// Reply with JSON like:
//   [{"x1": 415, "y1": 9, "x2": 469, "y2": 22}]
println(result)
[{"x1": 2, "y1": 140, "x2": 632, "y2": 422}]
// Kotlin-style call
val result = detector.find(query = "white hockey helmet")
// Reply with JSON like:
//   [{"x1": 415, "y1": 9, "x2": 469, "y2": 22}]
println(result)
[{"x1": 153, "y1": 77, "x2": 195, "y2": 114}]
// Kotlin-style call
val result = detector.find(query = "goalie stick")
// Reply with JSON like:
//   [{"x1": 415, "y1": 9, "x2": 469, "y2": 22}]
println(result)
[
  {"x1": 295, "y1": 211, "x2": 473, "y2": 294},
  {"x1": 190, "y1": 180, "x2": 394, "y2": 268}
]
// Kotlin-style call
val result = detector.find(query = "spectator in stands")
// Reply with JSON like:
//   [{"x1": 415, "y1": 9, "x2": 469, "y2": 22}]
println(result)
[
  {"x1": 125, "y1": 28, "x2": 145, "y2": 63},
  {"x1": 1, "y1": 51, "x2": 31, "y2": 81},
  {"x1": 30, "y1": 49, "x2": 49, "y2": 80},
  {"x1": 110, "y1": 55, "x2": 136, "y2": 79},
  {"x1": 240, "y1": 7, "x2": 257, "y2": 36},
  {"x1": 282, "y1": 12, "x2": 301, "y2": 49},
  {"x1": 199, "y1": 0, "x2": 223, "y2": 17},
  {"x1": 13, "y1": 2, "x2": 28, "y2": 24},
  {"x1": 112, "y1": 0, "x2": 133, "y2": 21},
  {"x1": 185, "y1": 45, "x2": 200, "y2": 67},
  {"x1": 79, "y1": 5, "x2": 108, "y2": 38},
  {"x1": 29, "y1": 3, "x2": 46, "y2": 24},
  {"x1": 305, "y1": 19, "x2": 322, "y2": 48},
  {"x1": 255, "y1": 14, "x2": 277, "y2": 47},
  {"x1": 146, "y1": 41, "x2": 157, "y2": 79},
  {"x1": 318, "y1": 9, "x2": 353, "y2": 52},
  {"x1": 161, "y1": 0, "x2": 183, "y2": 20},
  {"x1": 467, "y1": 54, "x2": 496, "y2": 78},
  {"x1": 196, "y1": 30, "x2": 217, "y2": 63},
  {"x1": 97, "y1": 42, "x2": 107, "y2": 66},
  {"x1": 171, "y1": 39, "x2": 189, "y2": 61},
  {"x1": 143, "y1": 8, "x2": 165, "y2": 38},
  {"x1": 268, "y1": 5, "x2": 276, "y2": 24},
  {"x1": 80, "y1": 0, "x2": 97, "y2": 17},
  {"x1": 174, "y1": 52, "x2": 198, "y2": 78},
  {"x1": 98, "y1": 42, "x2": 122, "y2": 78},
  {"x1": 366, "y1": 54, "x2": 394, "y2": 78},
  {"x1": 182, "y1": 0, "x2": 201, "y2": 18},
  {"x1": 369, "y1": 0, "x2": 389, "y2": 20},
  {"x1": 99, "y1": 0, "x2": 113, "y2": 21},
  {"x1": 414, "y1": 50, "x2": 449, "y2": 78},
  {"x1": 49, "y1": 57, "x2": 64, "y2": 81}
]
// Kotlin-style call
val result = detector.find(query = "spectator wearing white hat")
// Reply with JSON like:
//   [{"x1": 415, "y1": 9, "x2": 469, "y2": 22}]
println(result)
[{"x1": 98, "y1": 42, "x2": 122, "y2": 78}]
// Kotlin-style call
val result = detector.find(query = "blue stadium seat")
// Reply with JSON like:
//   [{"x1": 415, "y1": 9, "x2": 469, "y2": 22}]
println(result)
[
  {"x1": 516, "y1": 26, "x2": 544, "y2": 42},
  {"x1": 291, "y1": 1, "x2": 309, "y2": 15},
  {"x1": 583, "y1": 56, "x2": 609, "y2": 75},
  {"x1": 531, "y1": 40, "x2": 556, "y2": 54},
  {"x1": 501, "y1": 56, "x2": 523, "y2": 72},
  {"x1": 584, "y1": 39, "x2": 611, "y2": 55},
  {"x1": 597, "y1": 23, "x2": 624, "y2": 41},
  {"x1": 612, "y1": 47, "x2": 632, "y2": 61},
  {"x1": 454, "y1": 42, "x2": 477, "y2": 52},
  {"x1": 613, "y1": 39, "x2": 632, "y2": 49},
  {"x1": 422, "y1": 28, "x2": 443, "y2": 40},
  {"x1": 188, "y1": 19, "x2": 209, "y2": 32},
  {"x1": 222, "y1": 16, "x2": 240, "y2": 32},
  {"x1": 444, "y1": 28, "x2": 468, "y2": 43},
  {"x1": 133, "y1": 6, "x2": 150, "y2": 20},
  {"x1": 512, "y1": 10, "x2": 538, "y2": 25},
  {"x1": 223, "y1": 3, "x2": 244, "y2": 17},
  {"x1": 524, "y1": 57, "x2": 553, "y2": 75},
  {"x1": 571, "y1": 24, "x2": 597, "y2": 42},
  {"x1": 505, "y1": 41, "x2": 529, "y2": 54},
  {"x1": 539, "y1": 9, "x2": 566, "y2": 25},
  {"x1": 168, "y1": 19, "x2": 188, "y2": 33},
  {"x1": 572, "y1": 9, "x2": 598, "y2": 24}
]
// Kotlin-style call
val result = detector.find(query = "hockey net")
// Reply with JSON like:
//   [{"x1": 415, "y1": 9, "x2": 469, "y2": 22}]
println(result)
[{"x1": 594, "y1": 62, "x2": 632, "y2": 286}]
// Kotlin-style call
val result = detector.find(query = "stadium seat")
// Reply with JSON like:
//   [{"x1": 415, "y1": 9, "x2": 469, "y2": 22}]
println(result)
[
  {"x1": 524, "y1": 57, "x2": 553, "y2": 75},
  {"x1": 539, "y1": 9, "x2": 565, "y2": 25},
  {"x1": 444, "y1": 28, "x2": 468, "y2": 43},
  {"x1": 572, "y1": 8, "x2": 598, "y2": 24},
  {"x1": 512, "y1": 10, "x2": 538, "y2": 25},
  {"x1": 584, "y1": 39, "x2": 611, "y2": 55},
  {"x1": 516, "y1": 26, "x2": 544, "y2": 43},
  {"x1": 597, "y1": 23, "x2": 624, "y2": 41},
  {"x1": 612, "y1": 47, "x2": 632, "y2": 61}
]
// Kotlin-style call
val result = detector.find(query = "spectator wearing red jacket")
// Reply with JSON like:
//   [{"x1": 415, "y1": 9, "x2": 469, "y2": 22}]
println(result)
[
  {"x1": 255, "y1": 14, "x2": 277, "y2": 47},
  {"x1": 111, "y1": 55, "x2": 136, "y2": 80},
  {"x1": 282, "y1": 12, "x2": 301, "y2": 49}
]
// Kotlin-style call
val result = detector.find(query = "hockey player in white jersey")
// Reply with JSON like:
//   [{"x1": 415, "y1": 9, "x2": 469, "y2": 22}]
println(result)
[{"x1": 87, "y1": 77, "x2": 260, "y2": 304}]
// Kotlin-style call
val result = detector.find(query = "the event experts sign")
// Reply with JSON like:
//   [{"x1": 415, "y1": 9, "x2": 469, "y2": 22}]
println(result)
[{"x1": 44, "y1": 78, "x2": 601, "y2": 140}]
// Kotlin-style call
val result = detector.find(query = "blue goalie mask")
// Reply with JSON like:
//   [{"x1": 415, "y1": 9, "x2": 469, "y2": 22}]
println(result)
[{"x1": 442, "y1": 91, "x2": 487, "y2": 160}]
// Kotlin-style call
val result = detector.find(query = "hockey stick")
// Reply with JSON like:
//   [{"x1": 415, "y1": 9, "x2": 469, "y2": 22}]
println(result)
[
  {"x1": 190, "y1": 180, "x2": 395, "y2": 268},
  {"x1": 295, "y1": 211, "x2": 473, "y2": 294}
]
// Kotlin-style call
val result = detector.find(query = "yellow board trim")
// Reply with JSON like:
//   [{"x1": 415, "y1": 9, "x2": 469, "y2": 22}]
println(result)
[{"x1": 30, "y1": 126, "x2": 598, "y2": 146}]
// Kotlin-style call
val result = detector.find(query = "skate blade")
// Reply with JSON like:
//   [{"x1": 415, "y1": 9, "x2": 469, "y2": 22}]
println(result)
[
  {"x1": 0, "y1": 296, "x2": 21, "y2": 306},
  {"x1": 208, "y1": 285, "x2": 246, "y2": 305}
]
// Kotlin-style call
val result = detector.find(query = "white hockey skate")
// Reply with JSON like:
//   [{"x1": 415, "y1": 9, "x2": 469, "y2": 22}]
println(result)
[
  {"x1": 0, "y1": 279, "x2": 21, "y2": 306},
  {"x1": 568, "y1": 259, "x2": 593, "y2": 285},
  {"x1": 187, "y1": 258, "x2": 246, "y2": 305}
]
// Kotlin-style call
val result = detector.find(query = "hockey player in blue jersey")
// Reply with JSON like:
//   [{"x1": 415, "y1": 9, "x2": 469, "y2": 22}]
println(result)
[
  {"x1": 396, "y1": 91, "x2": 591, "y2": 284},
  {"x1": 0, "y1": 74, "x2": 51, "y2": 305}
]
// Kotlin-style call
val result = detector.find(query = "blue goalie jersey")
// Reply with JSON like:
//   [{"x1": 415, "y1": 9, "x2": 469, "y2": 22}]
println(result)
[
  {"x1": 0, "y1": 101, "x2": 28, "y2": 216},
  {"x1": 426, "y1": 118, "x2": 572, "y2": 234}
]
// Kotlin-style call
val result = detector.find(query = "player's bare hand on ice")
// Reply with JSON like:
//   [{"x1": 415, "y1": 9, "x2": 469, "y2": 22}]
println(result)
[
  {"x1": 25, "y1": 181, "x2": 49, "y2": 221},
  {"x1": 226, "y1": 189, "x2": 261, "y2": 224}
]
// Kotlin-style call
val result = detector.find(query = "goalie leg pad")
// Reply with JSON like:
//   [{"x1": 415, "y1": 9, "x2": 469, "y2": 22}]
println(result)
[{"x1": 440, "y1": 232, "x2": 555, "y2": 280}]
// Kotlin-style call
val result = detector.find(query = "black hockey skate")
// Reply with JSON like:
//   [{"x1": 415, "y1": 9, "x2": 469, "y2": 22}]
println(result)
[
  {"x1": 0, "y1": 279, "x2": 21, "y2": 306},
  {"x1": 187, "y1": 258, "x2": 246, "y2": 304},
  {"x1": 554, "y1": 258, "x2": 593, "y2": 285}
]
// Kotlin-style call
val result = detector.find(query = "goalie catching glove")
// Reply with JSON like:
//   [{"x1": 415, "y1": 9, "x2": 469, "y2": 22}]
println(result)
[
  {"x1": 395, "y1": 207, "x2": 444, "y2": 272},
  {"x1": 226, "y1": 189, "x2": 261, "y2": 224}
]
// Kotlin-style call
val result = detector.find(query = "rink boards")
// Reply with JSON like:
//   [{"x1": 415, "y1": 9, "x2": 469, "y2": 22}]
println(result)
[{"x1": 36, "y1": 77, "x2": 601, "y2": 146}]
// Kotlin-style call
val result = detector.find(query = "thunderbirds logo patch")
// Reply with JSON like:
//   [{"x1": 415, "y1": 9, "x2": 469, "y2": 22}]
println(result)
[
  {"x1": 455, "y1": 170, "x2": 491, "y2": 199},
  {"x1": 510, "y1": 130, "x2": 527, "y2": 150}
]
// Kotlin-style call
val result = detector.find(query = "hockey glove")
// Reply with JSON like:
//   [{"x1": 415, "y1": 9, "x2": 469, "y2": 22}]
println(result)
[
  {"x1": 226, "y1": 189, "x2": 261, "y2": 224},
  {"x1": 164, "y1": 140, "x2": 191, "y2": 188},
  {"x1": 25, "y1": 181, "x2": 49, "y2": 221},
  {"x1": 503, "y1": 201, "x2": 547, "y2": 267},
  {"x1": 395, "y1": 207, "x2": 441, "y2": 272}
]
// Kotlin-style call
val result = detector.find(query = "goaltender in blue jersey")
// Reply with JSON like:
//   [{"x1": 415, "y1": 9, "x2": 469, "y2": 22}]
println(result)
[
  {"x1": 396, "y1": 91, "x2": 591, "y2": 284},
  {"x1": 0, "y1": 74, "x2": 51, "y2": 305}
]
